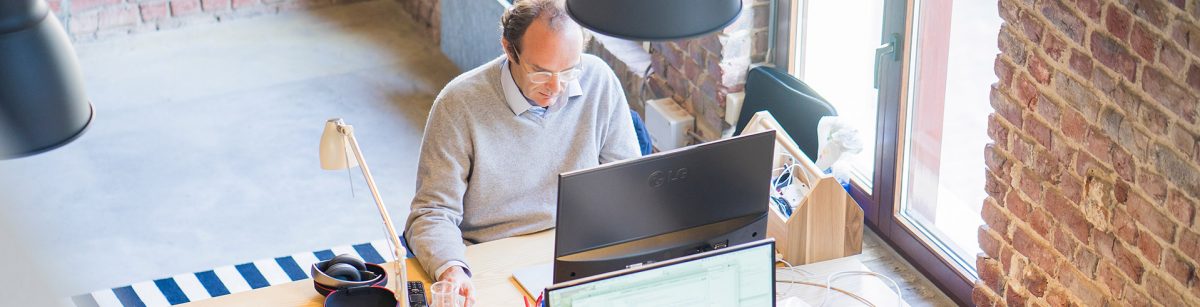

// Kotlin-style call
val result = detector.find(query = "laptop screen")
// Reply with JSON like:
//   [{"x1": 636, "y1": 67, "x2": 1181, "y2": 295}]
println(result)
[{"x1": 545, "y1": 240, "x2": 776, "y2": 307}]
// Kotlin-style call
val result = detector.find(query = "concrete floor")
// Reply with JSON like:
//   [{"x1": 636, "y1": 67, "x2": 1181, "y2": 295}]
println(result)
[{"x1": 0, "y1": 0, "x2": 458, "y2": 296}]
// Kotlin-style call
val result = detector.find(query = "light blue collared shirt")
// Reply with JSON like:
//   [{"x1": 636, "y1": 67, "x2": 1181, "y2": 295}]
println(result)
[{"x1": 500, "y1": 59, "x2": 583, "y2": 118}]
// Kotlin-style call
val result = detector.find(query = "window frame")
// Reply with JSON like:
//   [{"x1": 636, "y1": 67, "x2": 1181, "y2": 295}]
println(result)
[{"x1": 771, "y1": 0, "x2": 978, "y2": 304}]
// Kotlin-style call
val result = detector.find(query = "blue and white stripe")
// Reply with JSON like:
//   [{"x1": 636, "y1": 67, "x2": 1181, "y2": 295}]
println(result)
[{"x1": 71, "y1": 237, "x2": 412, "y2": 307}]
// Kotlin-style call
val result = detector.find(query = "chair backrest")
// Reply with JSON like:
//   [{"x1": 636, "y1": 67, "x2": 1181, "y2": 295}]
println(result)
[
  {"x1": 631, "y1": 109, "x2": 653, "y2": 155},
  {"x1": 734, "y1": 66, "x2": 837, "y2": 161}
]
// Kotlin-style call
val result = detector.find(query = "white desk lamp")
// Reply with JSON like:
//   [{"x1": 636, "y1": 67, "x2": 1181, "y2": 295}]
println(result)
[{"x1": 319, "y1": 118, "x2": 409, "y2": 306}]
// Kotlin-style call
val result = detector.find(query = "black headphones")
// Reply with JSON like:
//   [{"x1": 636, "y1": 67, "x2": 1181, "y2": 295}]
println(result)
[{"x1": 319, "y1": 254, "x2": 378, "y2": 282}]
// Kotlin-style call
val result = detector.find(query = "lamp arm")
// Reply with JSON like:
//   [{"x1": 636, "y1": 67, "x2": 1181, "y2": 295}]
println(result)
[{"x1": 342, "y1": 125, "x2": 409, "y2": 306}]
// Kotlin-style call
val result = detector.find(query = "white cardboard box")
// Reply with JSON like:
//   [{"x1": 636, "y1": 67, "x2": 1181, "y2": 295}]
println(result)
[{"x1": 644, "y1": 98, "x2": 694, "y2": 151}]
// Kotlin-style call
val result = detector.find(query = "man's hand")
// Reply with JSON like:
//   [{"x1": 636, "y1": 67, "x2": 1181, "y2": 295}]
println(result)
[{"x1": 438, "y1": 266, "x2": 476, "y2": 307}]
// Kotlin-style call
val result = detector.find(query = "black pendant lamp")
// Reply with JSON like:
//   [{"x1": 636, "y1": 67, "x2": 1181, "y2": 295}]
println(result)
[
  {"x1": 566, "y1": 0, "x2": 743, "y2": 41},
  {"x1": 0, "y1": 0, "x2": 94, "y2": 159}
]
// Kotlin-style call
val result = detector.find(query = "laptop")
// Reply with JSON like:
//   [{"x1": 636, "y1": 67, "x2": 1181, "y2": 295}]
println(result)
[{"x1": 542, "y1": 239, "x2": 776, "y2": 307}]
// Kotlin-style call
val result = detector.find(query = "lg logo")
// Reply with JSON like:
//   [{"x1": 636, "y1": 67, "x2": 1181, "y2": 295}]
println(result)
[{"x1": 648, "y1": 168, "x2": 688, "y2": 188}]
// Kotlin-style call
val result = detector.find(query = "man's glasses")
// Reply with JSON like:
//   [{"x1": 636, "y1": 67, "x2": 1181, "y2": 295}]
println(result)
[{"x1": 514, "y1": 51, "x2": 582, "y2": 84}]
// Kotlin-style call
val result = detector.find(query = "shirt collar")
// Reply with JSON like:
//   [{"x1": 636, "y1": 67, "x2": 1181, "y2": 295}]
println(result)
[{"x1": 500, "y1": 59, "x2": 583, "y2": 116}]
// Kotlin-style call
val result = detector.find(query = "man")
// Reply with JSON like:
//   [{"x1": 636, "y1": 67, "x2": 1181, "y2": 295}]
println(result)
[{"x1": 404, "y1": 0, "x2": 640, "y2": 304}]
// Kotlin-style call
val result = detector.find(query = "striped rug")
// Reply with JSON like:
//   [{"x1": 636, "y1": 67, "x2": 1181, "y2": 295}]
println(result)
[{"x1": 70, "y1": 237, "x2": 414, "y2": 307}]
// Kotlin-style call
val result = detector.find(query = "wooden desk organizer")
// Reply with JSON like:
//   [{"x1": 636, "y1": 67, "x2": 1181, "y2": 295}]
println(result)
[{"x1": 740, "y1": 111, "x2": 863, "y2": 264}]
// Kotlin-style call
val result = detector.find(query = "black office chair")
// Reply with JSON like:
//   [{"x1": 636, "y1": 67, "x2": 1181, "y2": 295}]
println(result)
[{"x1": 733, "y1": 66, "x2": 837, "y2": 162}]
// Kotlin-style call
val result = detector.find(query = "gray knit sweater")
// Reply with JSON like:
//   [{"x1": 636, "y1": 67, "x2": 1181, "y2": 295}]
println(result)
[{"x1": 404, "y1": 54, "x2": 640, "y2": 279}]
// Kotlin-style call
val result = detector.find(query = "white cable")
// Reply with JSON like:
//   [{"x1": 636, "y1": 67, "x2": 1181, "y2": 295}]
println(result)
[{"x1": 820, "y1": 271, "x2": 902, "y2": 307}]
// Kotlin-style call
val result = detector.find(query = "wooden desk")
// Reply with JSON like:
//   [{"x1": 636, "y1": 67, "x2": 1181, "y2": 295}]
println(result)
[
  {"x1": 184, "y1": 229, "x2": 905, "y2": 306},
  {"x1": 183, "y1": 230, "x2": 553, "y2": 306}
]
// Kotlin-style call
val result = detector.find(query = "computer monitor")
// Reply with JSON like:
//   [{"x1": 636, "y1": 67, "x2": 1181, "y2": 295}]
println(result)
[
  {"x1": 545, "y1": 239, "x2": 777, "y2": 307},
  {"x1": 554, "y1": 130, "x2": 775, "y2": 283}
]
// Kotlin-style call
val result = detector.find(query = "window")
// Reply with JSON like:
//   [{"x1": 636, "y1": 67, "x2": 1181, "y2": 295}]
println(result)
[
  {"x1": 782, "y1": 0, "x2": 1001, "y2": 304},
  {"x1": 897, "y1": 0, "x2": 1000, "y2": 280},
  {"x1": 790, "y1": 0, "x2": 886, "y2": 190}
]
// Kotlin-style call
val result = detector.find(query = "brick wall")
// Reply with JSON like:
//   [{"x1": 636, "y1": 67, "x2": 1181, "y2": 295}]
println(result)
[
  {"x1": 391, "y1": 0, "x2": 438, "y2": 44},
  {"x1": 640, "y1": 0, "x2": 772, "y2": 142},
  {"x1": 47, "y1": 0, "x2": 368, "y2": 42},
  {"x1": 975, "y1": 0, "x2": 1200, "y2": 306}
]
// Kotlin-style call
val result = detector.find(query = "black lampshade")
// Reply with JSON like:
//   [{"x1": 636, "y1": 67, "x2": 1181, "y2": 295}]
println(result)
[
  {"x1": 566, "y1": 0, "x2": 743, "y2": 41},
  {"x1": 0, "y1": 0, "x2": 94, "y2": 159}
]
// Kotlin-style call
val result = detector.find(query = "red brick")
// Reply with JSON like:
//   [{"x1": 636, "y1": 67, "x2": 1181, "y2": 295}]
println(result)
[
  {"x1": 1180, "y1": 230, "x2": 1200, "y2": 263},
  {"x1": 1030, "y1": 209, "x2": 1054, "y2": 237},
  {"x1": 1067, "y1": 49, "x2": 1093, "y2": 77},
  {"x1": 989, "y1": 114, "x2": 1012, "y2": 151},
  {"x1": 986, "y1": 170, "x2": 1010, "y2": 202},
  {"x1": 1022, "y1": 266, "x2": 1049, "y2": 297},
  {"x1": 1114, "y1": 179, "x2": 1131, "y2": 204},
  {"x1": 1059, "y1": 231, "x2": 1086, "y2": 267},
  {"x1": 1104, "y1": 3, "x2": 1132, "y2": 40},
  {"x1": 1006, "y1": 183, "x2": 1032, "y2": 217},
  {"x1": 1112, "y1": 207, "x2": 1139, "y2": 244},
  {"x1": 1043, "y1": 32, "x2": 1067, "y2": 60},
  {"x1": 1165, "y1": 189, "x2": 1195, "y2": 227},
  {"x1": 1090, "y1": 32, "x2": 1139, "y2": 82},
  {"x1": 139, "y1": 2, "x2": 168, "y2": 22},
  {"x1": 981, "y1": 224, "x2": 1005, "y2": 258},
  {"x1": 1042, "y1": 0, "x2": 1086, "y2": 43},
  {"x1": 202, "y1": 0, "x2": 230, "y2": 11},
  {"x1": 1096, "y1": 261, "x2": 1126, "y2": 298},
  {"x1": 1013, "y1": 225, "x2": 1057, "y2": 270},
  {"x1": 1070, "y1": 0, "x2": 1101, "y2": 19},
  {"x1": 1043, "y1": 285, "x2": 1073, "y2": 306},
  {"x1": 1127, "y1": 193, "x2": 1177, "y2": 242},
  {"x1": 1060, "y1": 266, "x2": 1107, "y2": 306},
  {"x1": 171, "y1": 0, "x2": 202, "y2": 16},
  {"x1": 979, "y1": 256, "x2": 1007, "y2": 295},
  {"x1": 991, "y1": 57, "x2": 1011, "y2": 88},
  {"x1": 1172, "y1": 22, "x2": 1200, "y2": 69},
  {"x1": 1162, "y1": 249, "x2": 1196, "y2": 286},
  {"x1": 98, "y1": 5, "x2": 139, "y2": 30},
  {"x1": 1016, "y1": 74, "x2": 1039, "y2": 106},
  {"x1": 1089, "y1": 68, "x2": 1118, "y2": 103},
  {"x1": 1123, "y1": 0, "x2": 1169, "y2": 28},
  {"x1": 993, "y1": 85, "x2": 1025, "y2": 128},
  {"x1": 1170, "y1": 124, "x2": 1197, "y2": 157},
  {"x1": 1187, "y1": 65, "x2": 1200, "y2": 94},
  {"x1": 1128, "y1": 22, "x2": 1157, "y2": 62},
  {"x1": 1005, "y1": 286, "x2": 1028, "y2": 306},
  {"x1": 973, "y1": 284, "x2": 1002, "y2": 307},
  {"x1": 1152, "y1": 143, "x2": 1200, "y2": 201},
  {"x1": 1086, "y1": 128, "x2": 1115, "y2": 164},
  {"x1": 1137, "y1": 171, "x2": 1168, "y2": 204},
  {"x1": 1018, "y1": 10, "x2": 1045, "y2": 43},
  {"x1": 1112, "y1": 241, "x2": 1146, "y2": 281},
  {"x1": 1060, "y1": 170, "x2": 1083, "y2": 203},
  {"x1": 1111, "y1": 147, "x2": 1134, "y2": 182},
  {"x1": 1122, "y1": 285, "x2": 1153, "y2": 307},
  {"x1": 1138, "y1": 104, "x2": 1169, "y2": 135},
  {"x1": 1029, "y1": 53, "x2": 1051, "y2": 84},
  {"x1": 1160, "y1": 43, "x2": 1187, "y2": 75},
  {"x1": 1144, "y1": 272, "x2": 1189, "y2": 307},
  {"x1": 72, "y1": 0, "x2": 121, "y2": 13},
  {"x1": 1135, "y1": 228, "x2": 1163, "y2": 262},
  {"x1": 1025, "y1": 115, "x2": 1054, "y2": 149},
  {"x1": 1018, "y1": 165, "x2": 1045, "y2": 200}
]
